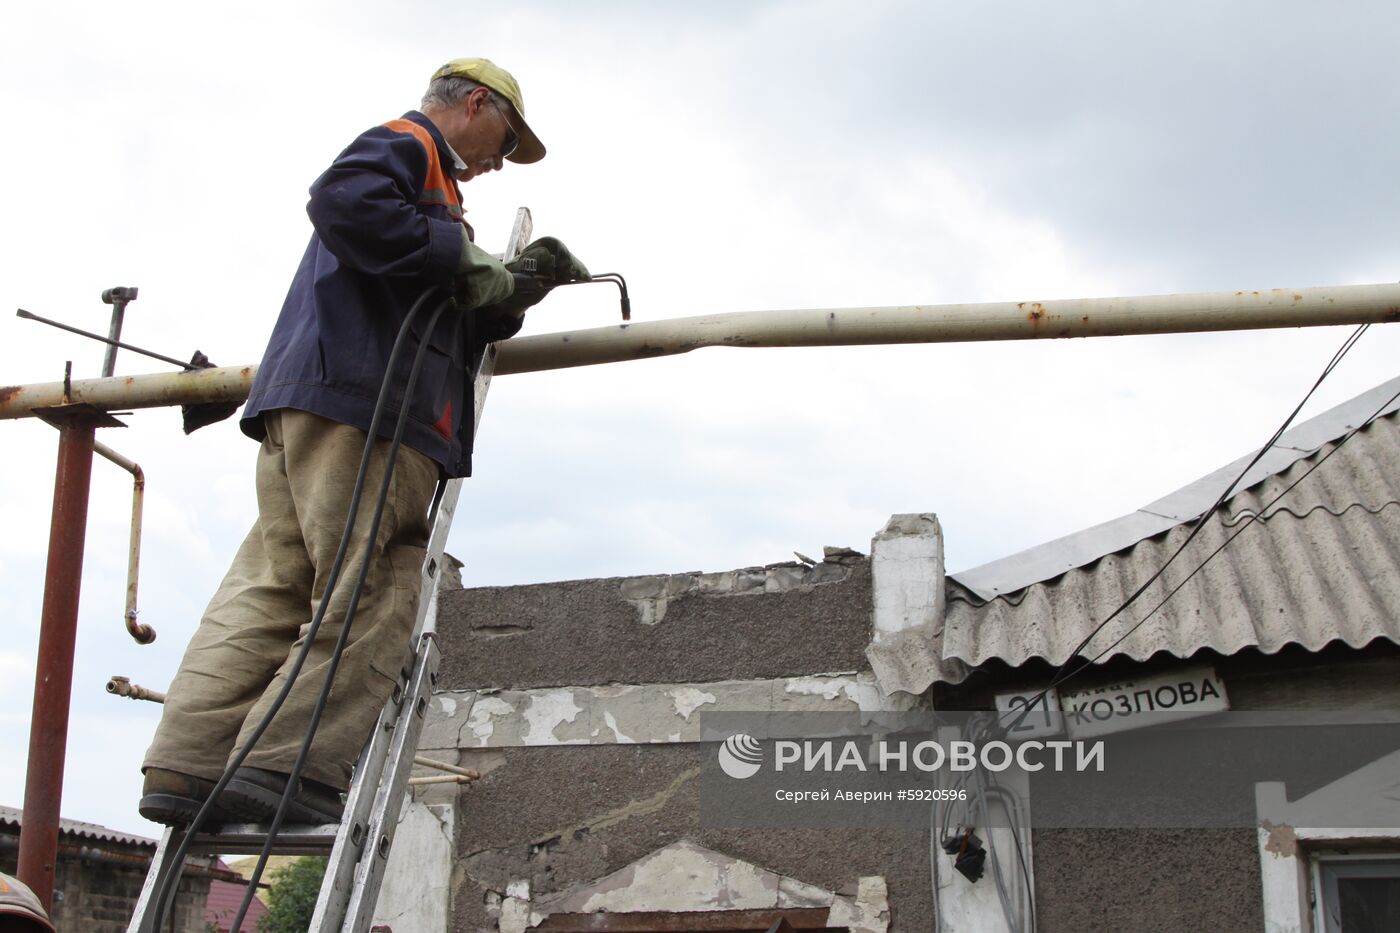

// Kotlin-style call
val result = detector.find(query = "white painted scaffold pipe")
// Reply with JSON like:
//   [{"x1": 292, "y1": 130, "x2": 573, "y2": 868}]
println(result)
[
  {"x1": 493, "y1": 283, "x2": 1400, "y2": 375},
  {"x1": 3, "y1": 283, "x2": 1398, "y2": 419}
]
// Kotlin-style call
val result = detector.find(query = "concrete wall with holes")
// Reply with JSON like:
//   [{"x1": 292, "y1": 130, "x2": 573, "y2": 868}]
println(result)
[{"x1": 378, "y1": 528, "x2": 940, "y2": 933}]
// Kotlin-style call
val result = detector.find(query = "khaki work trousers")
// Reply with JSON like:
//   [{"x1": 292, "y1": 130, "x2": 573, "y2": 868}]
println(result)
[{"x1": 143, "y1": 409, "x2": 439, "y2": 790}]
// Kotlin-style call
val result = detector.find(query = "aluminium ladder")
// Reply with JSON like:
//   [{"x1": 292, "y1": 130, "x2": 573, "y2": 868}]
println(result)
[{"x1": 127, "y1": 208, "x2": 534, "y2": 933}]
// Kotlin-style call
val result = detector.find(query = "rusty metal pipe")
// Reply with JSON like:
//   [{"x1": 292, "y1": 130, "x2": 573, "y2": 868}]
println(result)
[
  {"x1": 18, "y1": 415, "x2": 100, "y2": 912},
  {"x1": 2, "y1": 283, "x2": 1399, "y2": 419},
  {"x1": 106, "y1": 675, "x2": 166, "y2": 703},
  {"x1": 0, "y1": 365, "x2": 256, "y2": 421},
  {"x1": 94, "y1": 442, "x2": 154, "y2": 644}
]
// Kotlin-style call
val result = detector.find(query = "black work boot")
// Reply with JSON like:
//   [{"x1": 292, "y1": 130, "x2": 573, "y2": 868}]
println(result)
[
  {"x1": 221, "y1": 767, "x2": 345, "y2": 825},
  {"x1": 139, "y1": 768, "x2": 232, "y2": 826}
]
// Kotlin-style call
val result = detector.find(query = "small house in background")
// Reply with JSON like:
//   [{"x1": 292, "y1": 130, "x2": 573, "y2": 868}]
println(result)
[
  {"x1": 364, "y1": 373, "x2": 1400, "y2": 932},
  {"x1": 204, "y1": 858, "x2": 270, "y2": 932},
  {"x1": 0, "y1": 805, "x2": 221, "y2": 932}
]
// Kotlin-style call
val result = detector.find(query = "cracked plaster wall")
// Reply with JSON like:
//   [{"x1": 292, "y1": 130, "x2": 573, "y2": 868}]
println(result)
[
  {"x1": 373, "y1": 800, "x2": 455, "y2": 931},
  {"x1": 452, "y1": 745, "x2": 929, "y2": 933},
  {"x1": 430, "y1": 544, "x2": 935, "y2": 931},
  {"x1": 419, "y1": 673, "x2": 923, "y2": 752},
  {"x1": 524, "y1": 841, "x2": 889, "y2": 932}
]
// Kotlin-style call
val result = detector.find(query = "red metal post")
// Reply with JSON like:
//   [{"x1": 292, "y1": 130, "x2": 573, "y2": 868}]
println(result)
[{"x1": 17, "y1": 410, "x2": 103, "y2": 911}]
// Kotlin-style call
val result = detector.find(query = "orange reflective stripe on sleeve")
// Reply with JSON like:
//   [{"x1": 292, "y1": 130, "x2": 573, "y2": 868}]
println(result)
[{"x1": 382, "y1": 119, "x2": 464, "y2": 220}]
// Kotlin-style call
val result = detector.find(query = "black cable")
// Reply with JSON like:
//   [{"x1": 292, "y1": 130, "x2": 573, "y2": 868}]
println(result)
[
  {"x1": 1071, "y1": 383, "x2": 1400, "y2": 673},
  {"x1": 146, "y1": 288, "x2": 451, "y2": 931},
  {"x1": 226, "y1": 294, "x2": 453, "y2": 932},
  {"x1": 987, "y1": 770, "x2": 1036, "y2": 933},
  {"x1": 999, "y1": 323, "x2": 1372, "y2": 735},
  {"x1": 1040, "y1": 324, "x2": 1373, "y2": 695},
  {"x1": 1045, "y1": 325, "x2": 1369, "y2": 682}
]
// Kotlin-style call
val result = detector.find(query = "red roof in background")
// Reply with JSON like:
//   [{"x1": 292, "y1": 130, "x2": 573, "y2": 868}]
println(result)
[{"x1": 205, "y1": 861, "x2": 268, "y2": 933}]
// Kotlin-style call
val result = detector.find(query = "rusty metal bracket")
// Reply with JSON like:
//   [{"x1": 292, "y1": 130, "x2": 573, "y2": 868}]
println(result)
[{"x1": 32, "y1": 402, "x2": 127, "y2": 431}]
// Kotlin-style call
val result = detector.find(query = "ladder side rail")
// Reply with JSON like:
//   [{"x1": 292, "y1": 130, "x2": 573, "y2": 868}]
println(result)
[
  {"x1": 127, "y1": 827, "x2": 188, "y2": 932},
  {"x1": 328, "y1": 206, "x2": 531, "y2": 930},
  {"x1": 306, "y1": 695, "x2": 402, "y2": 926},
  {"x1": 312, "y1": 206, "x2": 532, "y2": 929},
  {"x1": 309, "y1": 477, "x2": 460, "y2": 927},
  {"x1": 310, "y1": 397, "x2": 467, "y2": 928},
  {"x1": 340, "y1": 636, "x2": 442, "y2": 932}
]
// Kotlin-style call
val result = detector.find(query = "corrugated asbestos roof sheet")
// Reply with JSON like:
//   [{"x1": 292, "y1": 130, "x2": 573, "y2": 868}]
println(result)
[
  {"x1": 935, "y1": 375, "x2": 1400, "y2": 683},
  {"x1": 0, "y1": 804, "x2": 155, "y2": 849}
]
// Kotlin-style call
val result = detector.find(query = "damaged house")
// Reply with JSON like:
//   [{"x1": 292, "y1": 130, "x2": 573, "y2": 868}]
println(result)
[{"x1": 370, "y1": 374, "x2": 1400, "y2": 933}]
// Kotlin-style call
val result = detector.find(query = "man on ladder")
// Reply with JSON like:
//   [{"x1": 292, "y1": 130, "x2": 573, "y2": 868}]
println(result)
[{"x1": 138, "y1": 57, "x2": 585, "y2": 827}]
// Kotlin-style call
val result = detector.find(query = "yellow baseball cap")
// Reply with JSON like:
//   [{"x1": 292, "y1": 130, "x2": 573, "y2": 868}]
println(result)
[{"x1": 432, "y1": 57, "x2": 545, "y2": 164}]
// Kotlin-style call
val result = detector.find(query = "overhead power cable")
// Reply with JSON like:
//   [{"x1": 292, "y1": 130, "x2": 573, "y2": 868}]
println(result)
[
  {"x1": 1000, "y1": 323, "x2": 1374, "y2": 732},
  {"x1": 1070, "y1": 381, "x2": 1400, "y2": 675}
]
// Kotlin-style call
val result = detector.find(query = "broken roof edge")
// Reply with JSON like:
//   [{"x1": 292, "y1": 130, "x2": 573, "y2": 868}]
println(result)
[{"x1": 950, "y1": 372, "x2": 1400, "y2": 601}]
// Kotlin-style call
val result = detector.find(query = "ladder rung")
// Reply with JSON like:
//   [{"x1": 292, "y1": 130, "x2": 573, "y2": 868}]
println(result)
[{"x1": 183, "y1": 822, "x2": 342, "y2": 855}]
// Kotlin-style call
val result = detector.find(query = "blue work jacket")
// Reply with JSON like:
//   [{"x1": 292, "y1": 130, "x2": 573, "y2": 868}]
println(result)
[{"x1": 242, "y1": 111, "x2": 520, "y2": 478}]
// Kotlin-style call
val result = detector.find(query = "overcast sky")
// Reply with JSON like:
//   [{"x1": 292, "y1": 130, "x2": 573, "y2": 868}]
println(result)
[{"x1": 3, "y1": 1, "x2": 1398, "y2": 837}]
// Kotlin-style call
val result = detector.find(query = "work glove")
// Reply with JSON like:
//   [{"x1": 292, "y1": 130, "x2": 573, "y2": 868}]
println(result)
[
  {"x1": 506, "y1": 237, "x2": 590, "y2": 285},
  {"x1": 470, "y1": 276, "x2": 542, "y2": 341},
  {"x1": 455, "y1": 235, "x2": 515, "y2": 310},
  {"x1": 494, "y1": 272, "x2": 552, "y2": 318}
]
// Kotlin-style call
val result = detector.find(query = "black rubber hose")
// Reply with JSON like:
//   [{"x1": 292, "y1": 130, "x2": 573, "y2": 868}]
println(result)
[
  {"x1": 147, "y1": 288, "x2": 453, "y2": 930},
  {"x1": 227, "y1": 295, "x2": 453, "y2": 932}
]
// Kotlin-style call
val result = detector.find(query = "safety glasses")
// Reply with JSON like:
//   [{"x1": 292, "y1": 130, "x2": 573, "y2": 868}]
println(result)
[{"x1": 487, "y1": 97, "x2": 520, "y2": 160}]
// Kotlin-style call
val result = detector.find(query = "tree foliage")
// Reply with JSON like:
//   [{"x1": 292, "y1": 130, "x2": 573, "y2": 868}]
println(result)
[{"x1": 258, "y1": 856, "x2": 327, "y2": 932}]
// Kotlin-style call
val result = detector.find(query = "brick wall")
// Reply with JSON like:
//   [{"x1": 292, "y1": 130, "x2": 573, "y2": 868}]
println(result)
[{"x1": 2, "y1": 835, "x2": 209, "y2": 932}]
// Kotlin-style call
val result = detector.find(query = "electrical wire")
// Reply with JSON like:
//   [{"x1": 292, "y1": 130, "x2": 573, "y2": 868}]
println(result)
[
  {"x1": 999, "y1": 323, "x2": 1374, "y2": 735},
  {"x1": 1070, "y1": 382, "x2": 1400, "y2": 674},
  {"x1": 987, "y1": 770, "x2": 1035, "y2": 933},
  {"x1": 929, "y1": 793, "x2": 942, "y2": 933},
  {"x1": 1041, "y1": 323, "x2": 1370, "y2": 691},
  {"x1": 146, "y1": 288, "x2": 453, "y2": 932},
  {"x1": 969, "y1": 329, "x2": 1382, "y2": 926},
  {"x1": 973, "y1": 766, "x2": 1021, "y2": 933},
  {"x1": 1042, "y1": 325, "x2": 1376, "y2": 695},
  {"x1": 941, "y1": 335, "x2": 1383, "y2": 932},
  {"x1": 971, "y1": 328, "x2": 1383, "y2": 930}
]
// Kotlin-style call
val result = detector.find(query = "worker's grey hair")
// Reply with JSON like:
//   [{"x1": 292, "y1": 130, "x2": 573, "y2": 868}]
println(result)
[{"x1": 421, "y1": 75, "x2": 511, "y2": 113}]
